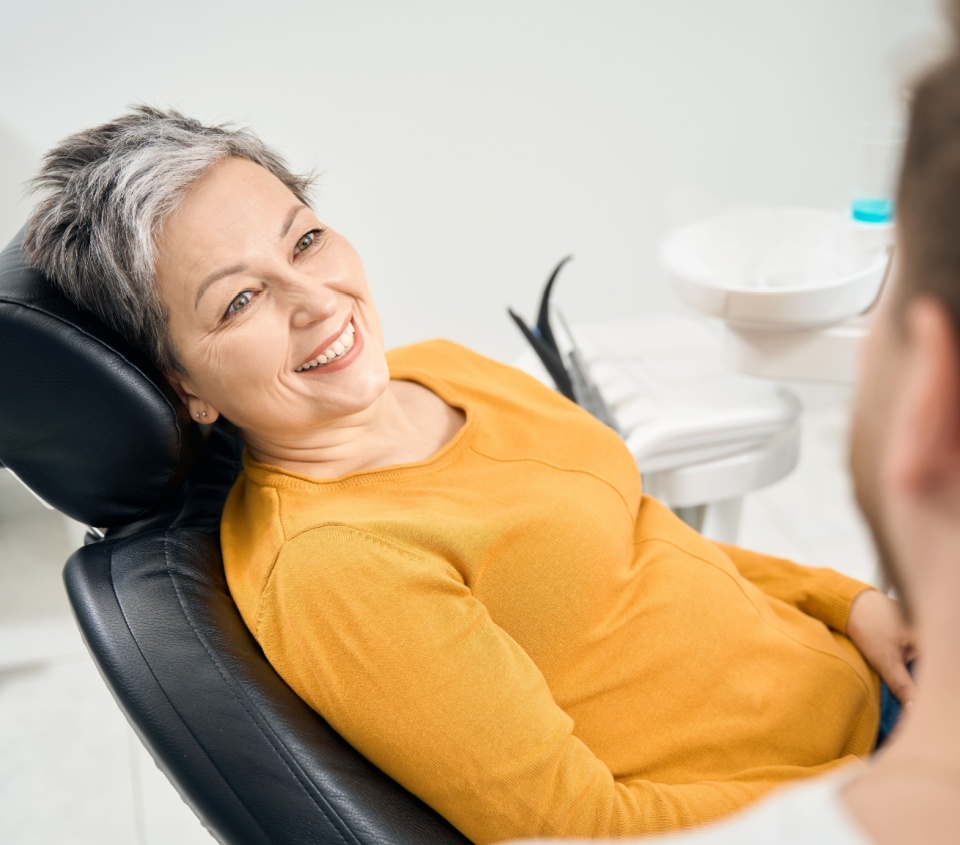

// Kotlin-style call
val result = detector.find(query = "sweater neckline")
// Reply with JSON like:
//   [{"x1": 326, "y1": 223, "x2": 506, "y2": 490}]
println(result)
[{"x1": 241, "y1": 359, "x2": 476, "y2": 490}]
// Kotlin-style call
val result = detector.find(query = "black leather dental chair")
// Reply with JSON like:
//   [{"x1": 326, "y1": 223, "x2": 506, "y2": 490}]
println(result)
[{"x1": 0, "y1": 232, "x2": 471, "y2": 845}]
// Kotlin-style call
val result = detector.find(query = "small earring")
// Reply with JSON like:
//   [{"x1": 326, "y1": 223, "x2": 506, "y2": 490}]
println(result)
[{"x1": 195, "y1": 411, "x2": 207, "y2": 420}]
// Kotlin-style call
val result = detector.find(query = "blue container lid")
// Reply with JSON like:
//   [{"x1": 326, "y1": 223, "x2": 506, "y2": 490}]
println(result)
[{"x1": 851, "y1": 197, "x2": 894, "y2": 223}]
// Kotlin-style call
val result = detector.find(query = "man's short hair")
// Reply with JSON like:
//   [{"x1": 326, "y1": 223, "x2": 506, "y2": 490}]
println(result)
[{"x1": 896, "y1": 12, "x2": 960, "y2": 336}]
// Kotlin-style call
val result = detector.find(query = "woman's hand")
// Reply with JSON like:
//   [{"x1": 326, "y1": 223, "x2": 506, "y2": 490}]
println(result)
[{"x1": 846, "y1": 588, "x2": 918, "y2": 705}]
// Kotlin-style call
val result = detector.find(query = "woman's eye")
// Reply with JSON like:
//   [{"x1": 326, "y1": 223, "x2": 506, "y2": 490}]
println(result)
[
  {"x1": 224, "y1": 290, "x2": 254, "y2": 318},
  {"x1": 294, "y1": 228, "x2": 322, "y2": 254}
]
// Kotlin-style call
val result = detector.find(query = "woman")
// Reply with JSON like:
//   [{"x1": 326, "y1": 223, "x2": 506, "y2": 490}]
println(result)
[{"x1": 23, "y1": 107, "x2": 915, "y2": 845}]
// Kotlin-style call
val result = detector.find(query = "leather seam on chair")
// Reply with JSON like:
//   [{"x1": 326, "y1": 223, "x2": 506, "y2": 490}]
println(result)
[
  {"x1": 158, "y1": 531, "x2": 365, "y2": 845},
  {"x1": 104, "y1": 538, "x2": 278, "y2": 844}
]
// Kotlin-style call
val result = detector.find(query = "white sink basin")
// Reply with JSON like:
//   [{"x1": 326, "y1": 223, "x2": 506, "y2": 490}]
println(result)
[{"x1": 661, "y1": 207, "x2": 890, "y2": 329}]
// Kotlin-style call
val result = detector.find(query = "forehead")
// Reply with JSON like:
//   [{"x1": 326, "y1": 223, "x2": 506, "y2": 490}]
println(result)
[
  {"x1": 154, "y1": 158, "x2": 300, "y2": 295},
  {"x1": 166, "y1": 157, "x2": 293, "y2": 244}
]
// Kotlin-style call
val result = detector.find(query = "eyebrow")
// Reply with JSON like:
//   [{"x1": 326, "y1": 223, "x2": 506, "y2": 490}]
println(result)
[
  {"x1": 280, "y1": 203, "x2": 307, "y2": 239},
  {"x1": 195, "y1": 262, "x2": 248, "y2": 310},
  {"x1": 193, "y1": 204, "x2": 309, "y2": 310}
]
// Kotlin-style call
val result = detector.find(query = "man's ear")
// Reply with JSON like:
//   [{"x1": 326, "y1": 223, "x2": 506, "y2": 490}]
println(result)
[
  {"x1": 887, "y1": 297, "x2": 960, "y2": 493},
  {"x1": 165, "y1": 372, "x2": 220, "y2": 425}
]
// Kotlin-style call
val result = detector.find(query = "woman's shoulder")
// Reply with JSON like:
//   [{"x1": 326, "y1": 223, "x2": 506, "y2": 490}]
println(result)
[
  {"x1": 387, "y1": 338, "x2": 555, "y2": 393},
  {"x1": 386, "y1": 339, "x2": 594, "y2": 433},
  {"x1": 387, "y1": 338, "x2": 504, "y2": 376},
  {"x1": 386, "y1": 338, "x2": 557, "y2": 400}
]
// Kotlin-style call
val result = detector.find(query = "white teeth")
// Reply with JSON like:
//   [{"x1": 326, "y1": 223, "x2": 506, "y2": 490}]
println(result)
[{"x1": 296, "y1": 320, "x2": 356, "y2": 371}]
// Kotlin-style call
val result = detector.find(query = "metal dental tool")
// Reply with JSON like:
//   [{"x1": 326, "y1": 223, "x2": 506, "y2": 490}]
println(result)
[
  {"x1": 508, "y1": 256, "x2": 621, "y2": 433},
  {"x1": 507, "y1": 256, "x2": 576, "y2": 402},
  {"x1": 550, "y1": 306, "x2": 622, "y2": 435}
]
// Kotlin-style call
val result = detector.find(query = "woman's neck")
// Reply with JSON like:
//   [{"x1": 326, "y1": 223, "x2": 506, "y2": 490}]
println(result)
[{"x1": 242, "y1": 379, "x2": 464, "y2": 479}]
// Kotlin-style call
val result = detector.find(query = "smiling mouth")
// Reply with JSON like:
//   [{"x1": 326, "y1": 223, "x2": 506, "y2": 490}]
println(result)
[{"x1": 296, "y1": 320, "x2": 357, "y2": 372}]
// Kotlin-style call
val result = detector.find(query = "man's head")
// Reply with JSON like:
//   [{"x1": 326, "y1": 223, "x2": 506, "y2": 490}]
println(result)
[{"x1": 851, "y1": 50, "x2": 960, "y2": 617}]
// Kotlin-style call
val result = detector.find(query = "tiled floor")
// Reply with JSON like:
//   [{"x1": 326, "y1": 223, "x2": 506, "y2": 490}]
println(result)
[{"x1": 0, "y1": 392, "x2": 878, "y2": 844}]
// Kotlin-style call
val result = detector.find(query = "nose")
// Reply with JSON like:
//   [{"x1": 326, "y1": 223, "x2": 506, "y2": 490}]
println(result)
[{"x1": 283, "y1": 270, "x2": 338, "y2": 329}]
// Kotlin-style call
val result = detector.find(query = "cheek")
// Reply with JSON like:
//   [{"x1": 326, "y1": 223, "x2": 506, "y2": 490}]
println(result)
[
  {"x1": 184, "y1": 327, "x2": 283, "y2": 405},
  {"x1": 850, "y1": 397, "x2": 875, "y2": 497},
  {"x1": 854, "y1": 314, "x2": 900, "y2": 437},
  {"x1": 858, "y1": 311, "x2": 886, "y2": 380},
  {"x1": 850, "y1": 334, "x2": 889, "y2": 492},
  {"x1": 851, "y1": 343, "x2": 905, "y2": 514}
]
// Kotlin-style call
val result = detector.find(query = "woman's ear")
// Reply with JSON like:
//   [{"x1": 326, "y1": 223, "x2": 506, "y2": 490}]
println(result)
[
  {"x1": 165, "y1": 373, "x2": 221, "y2": 425},
  {"x1": 886, "y1": 297, "x2": 960, "y2": 494}
]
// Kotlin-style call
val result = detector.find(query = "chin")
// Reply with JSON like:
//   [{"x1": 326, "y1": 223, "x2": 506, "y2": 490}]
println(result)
[{"x1": 337, "y1": 355, "x2": 392, "y2": 411}]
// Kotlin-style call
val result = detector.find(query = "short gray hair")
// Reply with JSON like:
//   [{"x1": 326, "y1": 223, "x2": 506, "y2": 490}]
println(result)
[{"x1": 23, "y1": 105, "x2": 315, "y2": 374}]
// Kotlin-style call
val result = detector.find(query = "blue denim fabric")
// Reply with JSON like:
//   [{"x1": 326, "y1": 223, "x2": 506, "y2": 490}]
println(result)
[{"x1": 875, "y1": 679, "x2": 902, "y2": 750}]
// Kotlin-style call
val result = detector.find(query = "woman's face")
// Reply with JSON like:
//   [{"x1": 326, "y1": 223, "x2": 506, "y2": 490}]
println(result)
[{"x1": 154, "y1": 156, "x2": 390, "y2": 448}]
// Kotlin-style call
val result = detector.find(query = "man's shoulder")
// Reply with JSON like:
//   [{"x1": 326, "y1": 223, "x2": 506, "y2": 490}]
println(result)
[
  {"x1": 505, "y1": 771, "x2": 873, "y2": 845},
  {"x1": 668, "y1": 772, "x2": 871, "y2": 845}
]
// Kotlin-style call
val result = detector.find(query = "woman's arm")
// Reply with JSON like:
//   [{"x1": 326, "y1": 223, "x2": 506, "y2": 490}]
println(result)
[
  {"x1": 718, "y1": 544, "x2": 919, "y2": 702},
  {"x1": 715, "y1": 543, "x2": 875, "y2": 634},
  {"x1": 254, "y1": 525, "x2": 837, "y2": 844}
]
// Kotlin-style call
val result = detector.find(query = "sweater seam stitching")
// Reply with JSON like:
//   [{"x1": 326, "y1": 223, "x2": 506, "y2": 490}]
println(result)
[
  {"x1": 468, "y1": 443, "x2": 636, "y2": 518},
  {"x1": 253, "y1": 486, "x2": 287, "y2": 637},
  {"x1": 283, "y1": 522, "x2": 444, "y2": 565},
  {"x1": 257, "y1": 523, "x2": 460, "y2": 622}
]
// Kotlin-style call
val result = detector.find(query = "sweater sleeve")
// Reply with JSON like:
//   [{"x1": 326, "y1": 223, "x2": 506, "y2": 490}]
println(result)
[
  {"x1": 716, "y1": 543, "x2": 875, "y2": 635},
  {"x1": 254, "y1": 525, "x2": 840, "y2": 844}
]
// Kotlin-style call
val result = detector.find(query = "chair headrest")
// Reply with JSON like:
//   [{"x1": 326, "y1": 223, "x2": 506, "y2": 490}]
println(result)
[{"x1": 0, "y1": 231, "x2": 205, "y2": 527}]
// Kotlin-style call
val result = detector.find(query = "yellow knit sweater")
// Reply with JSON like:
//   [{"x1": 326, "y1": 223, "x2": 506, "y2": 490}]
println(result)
[{"x1": 222, "y1": 340, "x2": 879, "y2": 844}]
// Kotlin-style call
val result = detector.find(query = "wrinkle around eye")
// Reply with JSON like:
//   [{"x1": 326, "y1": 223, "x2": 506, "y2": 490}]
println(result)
[
  {"x1": 224, "y1": 289, "x2": 256, "y2": 319},
  {"x1": 294, "y1": 227, "x2": 325, "y2": 257}
]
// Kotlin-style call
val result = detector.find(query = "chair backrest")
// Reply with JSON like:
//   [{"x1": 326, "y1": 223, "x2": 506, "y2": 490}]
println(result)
[{"x1": 0, "y1": 232, "x2": 471, "y2": 845}]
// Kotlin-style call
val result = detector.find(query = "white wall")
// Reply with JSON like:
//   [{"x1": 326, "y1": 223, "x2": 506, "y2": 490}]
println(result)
[{"x1": 0, "y1": 0, "x2": 944, "y2": 361}]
